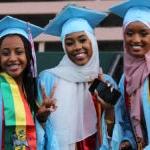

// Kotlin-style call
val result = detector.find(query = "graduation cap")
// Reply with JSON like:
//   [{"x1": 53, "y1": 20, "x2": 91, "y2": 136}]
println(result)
[
  {"x1": 44, "y1": 4, "x2": 107, "y2": 39},
  {"x1": 109, "y1": 0, "x2": 150, "y2": 18},
  {"x1": 109, "y1": 0, "x2": 150, "y2": 26},
  {"x1": 0, "y1": 16, "x2": 43, "y2": 40}
]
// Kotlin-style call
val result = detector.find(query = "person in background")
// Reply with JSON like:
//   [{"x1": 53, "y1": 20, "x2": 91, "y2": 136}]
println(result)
[
  {"x1": 110, "y1": 0, "x2": 150, "y2": 149},
  {"x1": 37, "y1": 4, "x2": 119, "y2": 150},
  {"x1": 0, "y1": 16, "x2": 57, "y2": 150}
]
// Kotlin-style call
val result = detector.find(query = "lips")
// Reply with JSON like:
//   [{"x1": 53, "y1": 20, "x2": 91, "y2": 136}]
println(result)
[
  {"x1": 7, "y1": 64, "x2": 20, "y2": 72},
  {"x1": 75, "y1": 53, "x2": 87, "y2": 60}
]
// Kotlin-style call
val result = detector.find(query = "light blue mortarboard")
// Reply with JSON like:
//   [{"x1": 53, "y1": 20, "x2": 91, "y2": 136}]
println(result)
[
  {"x1": 109, "y1": 0, "x2": 150, "y2": 26},
  {"x1": 0, "y1": 16, "x2": 43, "y2": 40},
  {"x1": 44, "y1": 4, "x2": 107, "y2": 39},
  {"x1": 109, "y1": 0, "x2": 150, "y2": 18}
]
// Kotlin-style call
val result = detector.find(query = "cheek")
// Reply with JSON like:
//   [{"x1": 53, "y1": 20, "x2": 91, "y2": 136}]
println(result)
[
  {"x1": 24, "y1": 57, "x2": 28, "y2": 66},
  {"x1": 65, "y1": 47, "x2": 73, "y2": 56},
  {"x1": 124, "y1": 36, "x2": 129, "y2": 44},
  {"x1": 0, "y1": 56, "x2": 6, "y2": 65},
  {"x1": 20, "y1": 54, "x2": 28, "y2": 67},
  {"x1": 87, "y1": 44, "x2": 93, "y2": 57},
  {"x1": 147, "y1": 37, "x2": 150, "y2": 45}
]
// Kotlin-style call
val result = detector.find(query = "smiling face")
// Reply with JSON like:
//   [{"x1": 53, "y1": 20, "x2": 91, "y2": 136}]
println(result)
[
  {"x1": 64, "y1": 31, "x2": 93, "y2": 66},
  {"x1": 124, "y1": 21, "x2": 150, "y2": 58},
  {"x1": 0, "y1": 35, "x2": 27, "y2": 79}
]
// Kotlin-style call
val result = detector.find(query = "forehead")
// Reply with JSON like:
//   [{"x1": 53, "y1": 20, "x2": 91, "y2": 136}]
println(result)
[
  {"x1": 0, "y1": 35, "x2": 24, "y2": 47},
  {"x1": 1, "y1": 34, "x2": 23, "y2": 42},
  {"x1": 125, "y1": 21, "x2": 150, "y2": 30},
  {"x1": 65, "y1": 31, "x2": 88, "y2": 39}
]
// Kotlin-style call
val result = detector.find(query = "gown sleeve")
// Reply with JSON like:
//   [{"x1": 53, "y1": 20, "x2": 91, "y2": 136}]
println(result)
[
  {"x1": 0, "y1": 91, "x2": 3, "y2": 150},
  {"x1": 36, "y1": 70, "x2": 60, "y2": 150},
  {"x1": 112, "y1": 74, "x2": 136, "y2": 149}
]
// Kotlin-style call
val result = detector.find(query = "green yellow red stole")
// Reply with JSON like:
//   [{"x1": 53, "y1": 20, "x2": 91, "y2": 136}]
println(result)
[{"x1": 0, "y1": 72, "x2": 36, "y2": 150}]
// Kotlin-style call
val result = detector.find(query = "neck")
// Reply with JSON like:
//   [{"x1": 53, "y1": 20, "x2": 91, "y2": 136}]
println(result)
[{"x1": 14, "y1": 76, "x2": 24, "y2": 90}]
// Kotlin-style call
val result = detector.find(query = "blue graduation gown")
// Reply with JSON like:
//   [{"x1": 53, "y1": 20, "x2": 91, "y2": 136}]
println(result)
[{"x1": 36, "y1": 70, "x2": 119, "y2": 150}]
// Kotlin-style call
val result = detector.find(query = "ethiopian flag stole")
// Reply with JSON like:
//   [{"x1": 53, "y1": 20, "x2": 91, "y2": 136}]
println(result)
[{"x1": 0, "y1": 73, "x2": 36, "y2": 150}]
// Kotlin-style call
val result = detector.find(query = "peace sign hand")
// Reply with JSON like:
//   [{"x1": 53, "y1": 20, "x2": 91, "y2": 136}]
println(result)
[{"x1": 36, "y1": 84, "x2": 57, "y2": 123}]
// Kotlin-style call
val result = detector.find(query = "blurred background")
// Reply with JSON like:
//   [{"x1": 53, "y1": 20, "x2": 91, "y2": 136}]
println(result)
[{"x1": 0, "y1": 0, "x2": 124, "y2": 82}]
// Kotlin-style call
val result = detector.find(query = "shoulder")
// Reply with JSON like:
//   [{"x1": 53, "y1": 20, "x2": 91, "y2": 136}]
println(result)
[
  {"x1": 103, "y1": 74, "x2": 114, "y2": 81},
  {"x1": 103, "y1": 74, "x2": 116, "y2": 85},
  {"x1": 118, "y1": 74, "x2": 125, "y2": 94},
  {"x1": 38, "y1": 69, "x2": 56, "y2": 82},
  {"x1": 37, "y1": 70, "x2": 56, "y2": 101},
  {"x1": 38, "y1": 69, "x2": 56, "y2": 93}
]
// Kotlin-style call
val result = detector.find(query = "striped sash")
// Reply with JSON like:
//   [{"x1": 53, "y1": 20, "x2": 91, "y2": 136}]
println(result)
[{"x1": 0, "y1": 73, "x2": 36, "y2": 150}]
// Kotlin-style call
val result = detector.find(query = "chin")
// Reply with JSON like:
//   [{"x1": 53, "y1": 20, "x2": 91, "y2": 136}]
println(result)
[{"x1": 8, "y1": 72, "x2": 21, "y2": 78}]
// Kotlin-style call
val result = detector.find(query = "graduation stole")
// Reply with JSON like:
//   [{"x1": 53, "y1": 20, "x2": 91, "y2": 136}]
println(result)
[{"x1": 0, "y1": 72, "x2": 36, "y2": 150}]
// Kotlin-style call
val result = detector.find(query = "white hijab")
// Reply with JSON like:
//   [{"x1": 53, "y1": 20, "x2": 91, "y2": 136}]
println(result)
[
  {"x1": 47, "y1": 31, "x2": 101, "y2": 148},
  {"x1": 49, "y1": 31, "x2": 100, "y2": 82}
]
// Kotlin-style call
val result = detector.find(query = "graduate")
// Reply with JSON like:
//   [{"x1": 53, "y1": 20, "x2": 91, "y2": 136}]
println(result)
[
  {"x1": 110, "y1": 0, "x2": 150, "y2": 149},
  {"x1": 37, "y1": 4, "x2": 119, "y2": 150},
  {"x1": 0, "y1": 16, "x2": 56, "y2": 150}
]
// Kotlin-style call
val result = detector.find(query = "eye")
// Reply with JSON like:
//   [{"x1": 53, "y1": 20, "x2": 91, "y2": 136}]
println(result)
[
  {"x1": 79, "y1": 38, "x2": 87, "y2": 43},
  {"x1": 140, "y1": 30, "x2": 150, "y2": 37},
  {"x1": 65, "y1": 40, "x2": 74, "y2": 47},
  {"x1": 0, "y1": 49, "x2": 10, "y2": 56},
  {"x1": 16, "y1": 48, "x2": 25, "y2": 55},
  {"x1": 125, "y1": 30, "x2": 134, "y2": 37}
]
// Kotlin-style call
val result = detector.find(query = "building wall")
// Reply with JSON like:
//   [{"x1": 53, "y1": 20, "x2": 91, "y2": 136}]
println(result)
[{"x1": 0, "y1": 0, "x2": 124, "y2": 52}]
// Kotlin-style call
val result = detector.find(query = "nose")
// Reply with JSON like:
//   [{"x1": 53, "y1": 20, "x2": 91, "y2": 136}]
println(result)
[
  {"x1": 9, "y1": 52, "x2": 17, "y2": 61},
  {"x1": 132, "y1": 34, "x2": 141, "y2": 44},
  {"x1": 74, "y1": 41, "x2": 82, "y2": 50}
]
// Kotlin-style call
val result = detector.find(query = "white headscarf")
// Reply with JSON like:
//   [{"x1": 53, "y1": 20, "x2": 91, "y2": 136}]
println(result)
[
  {"x1": 46, "y1": 19, "x2": 101, "y2": 148},
  {"x1": 49, "y1": 31, "x2": 100, "y2": 82},
  {"x1": 123, "y1": 6, "x2": 150, "y2": 29}
]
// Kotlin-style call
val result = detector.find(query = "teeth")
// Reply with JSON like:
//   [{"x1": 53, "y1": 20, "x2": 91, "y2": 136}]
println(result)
[
  {"x1": 75, "y1": 53, "x2": 86, "y2": 59},
  {"x1": 8, "y1": 64, "x2": 19, "y2": 67},
  {"x1": 132, "y1": 46, "x2": 142, "y2": 49},
  {"x1": 76, "y1": 53, "x2": 84, "y2": 56},
  {"x1": 8, "y1": 64, "x2": 19, "y2": 69}
]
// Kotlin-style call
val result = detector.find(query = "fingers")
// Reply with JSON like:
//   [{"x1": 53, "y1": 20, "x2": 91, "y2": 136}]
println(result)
[
  {"x1": 98, "y1": 73, "x2": 104, "y2": 81},
  {"x1": 37, "y1": 100, "x2": 57, "y2": 123},
  {"x1": 44, "y1": 99, "x2": 57, "y2": 108},
  {"x1": 49, "y1": 84, "x2": 57, "y2": 98},
  {"x1": 40, "y1": 82, "x2": 57, "y2": 111},
  {"x1": 40, "y1": 83, "x2": 47, "y2": 100},
  {"x1": 119, "y1": 141, "x2": 132, "y2": 150},
  {"x1": 40, "y1": 82, "x2": 57, "y2": 101}
]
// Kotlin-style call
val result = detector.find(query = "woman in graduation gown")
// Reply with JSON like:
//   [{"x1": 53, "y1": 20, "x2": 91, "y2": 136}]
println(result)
[
  {"x1": 110, "y1": 0, "x2": 150, "y2": 149},
  {"x1": 0, "y1": 16, "x2": 56, "y2": 150},
  {"x1": 37, "y1": 4, "x2": 119, "y2": 150}
]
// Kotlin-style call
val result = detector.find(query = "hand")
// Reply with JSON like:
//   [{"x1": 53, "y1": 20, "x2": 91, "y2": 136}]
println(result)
[
  {"x1": 94, "y1": 90, "x2": 113, "y2": 109},
  {"x1": 94, "y1": 73, "x2": 114, "y2": 109},
  {"x1": 119, "y1": 140, "x2": 132, "y2": 150},
  {"x1": 36, "y1": 84, "x2": 57, "y2": 123}
]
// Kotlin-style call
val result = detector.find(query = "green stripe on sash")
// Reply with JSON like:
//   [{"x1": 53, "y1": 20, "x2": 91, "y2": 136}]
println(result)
[
  {"x1": 5, "y1": 127, "x2": 15, "y2": 150},
  {"x1": 0, "y1": 76, "x2": 16, "y2": 125}
]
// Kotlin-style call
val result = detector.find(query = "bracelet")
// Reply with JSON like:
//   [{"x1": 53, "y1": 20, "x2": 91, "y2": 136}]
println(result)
[{"x1": 106, "y1": 119, "x2": 114, "y2": 124}]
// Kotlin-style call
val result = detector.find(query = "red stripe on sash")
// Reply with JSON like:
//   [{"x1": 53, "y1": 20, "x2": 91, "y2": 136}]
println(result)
[{"x1": 20, "y1": 90, "x2": 36, "y2": 150}]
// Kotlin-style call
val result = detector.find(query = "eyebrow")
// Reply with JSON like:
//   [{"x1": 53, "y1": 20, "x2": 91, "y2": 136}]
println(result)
[{"x1": 65, "y1": 34, "x2": 87, "y2": 40}]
